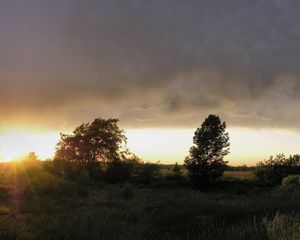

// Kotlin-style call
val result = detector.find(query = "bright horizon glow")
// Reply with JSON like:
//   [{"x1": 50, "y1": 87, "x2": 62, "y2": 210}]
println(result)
[
  {"x1": 126, "y1": 128, "x2": 300, "y2": 165},
  {"x1": 0, "y1": 129, "x2": 60, "y2": 162},
  {"x1": 0, "y1": 127, "x2": 300, "y2": 165}
]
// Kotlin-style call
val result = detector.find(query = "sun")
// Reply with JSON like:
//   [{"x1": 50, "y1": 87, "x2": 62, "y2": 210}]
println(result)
[{"x1": 0, "y1": 129, "x2": 60, "y2": 162}]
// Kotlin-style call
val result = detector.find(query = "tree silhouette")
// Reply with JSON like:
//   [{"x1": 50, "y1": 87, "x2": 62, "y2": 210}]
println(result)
[
  {"x1": 55, "y1": 118, "x2": 127, "y2": 167},
  {"x1": 185, "y1": 114, "x2": 230, "y2": 187}
]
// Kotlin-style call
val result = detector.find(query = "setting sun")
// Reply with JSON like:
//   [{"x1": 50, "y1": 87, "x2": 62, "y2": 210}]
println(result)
[{"x1": 0, "y1": 129, "x2": 60, "y2": 162}]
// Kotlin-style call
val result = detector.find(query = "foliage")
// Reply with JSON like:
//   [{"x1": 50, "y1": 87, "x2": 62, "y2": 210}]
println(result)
[
  {"x1": 104, "y1": 156, "x2": 160, "y2": 185},
  {"x1": 77, "y1": 169, "x2": 91, "y2": 186},
  {"x1": 263, "y1": 212, "x2": 300, "y2": 240},
  {"x1": 50, "y1": 158, "x2": 84, "y2": 179},
  {"x1": 254, "y1": 154, "x2": 300, "y2": 185},
  {"x1": 104, "y1": 153, "x2": 140, "y2": 183},
  {"x1": 29, "y1": 172, "x2": 75, "y2": 196},
  {"x1": 135, "y1": 162, "x2": 160, "y2": 185},
  {"x1": 1, "y1": 162, "x2": 300, "y2": 239},
  {"x1": 282, "y1": 175, "x2": 300, "y2": 187},
  {"x1": 105, "y1": 160, "x2": 134, "y2": 183},
  {"x1": 172, "y1": 162, "x2": 182, "y2": 176},
  {"x1": 55, "y1": 118, "x2": 127, "y2": 172},
  {"x1": 185, "y1": 114, "x2": 230, "y2": 188}
]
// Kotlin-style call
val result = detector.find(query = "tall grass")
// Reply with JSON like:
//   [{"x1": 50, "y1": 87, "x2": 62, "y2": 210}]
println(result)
[{"x1": 0, "y1": 162, "x2": 299, "y2": 239}]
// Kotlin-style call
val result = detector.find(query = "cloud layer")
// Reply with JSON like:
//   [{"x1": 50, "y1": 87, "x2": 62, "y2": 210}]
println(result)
[{"x1": 1, "y1": 0, "x2": 300, "y2": 130}]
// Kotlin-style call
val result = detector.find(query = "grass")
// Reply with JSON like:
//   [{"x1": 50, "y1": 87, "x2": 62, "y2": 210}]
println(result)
[
  {"x1": 160, "y1": 164, "x2": 253, "y2": 180},
  {"x1": 0, "y1": 162, "x2": 299, "y2": 239},
  {"x1": 224, "y1": 171, "x2": 253, "y2": 180}
]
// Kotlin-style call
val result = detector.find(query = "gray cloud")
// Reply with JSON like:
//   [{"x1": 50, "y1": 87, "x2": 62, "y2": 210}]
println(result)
[{"x1": 1, "y1": 0, "x2": 300, "y2": 130}]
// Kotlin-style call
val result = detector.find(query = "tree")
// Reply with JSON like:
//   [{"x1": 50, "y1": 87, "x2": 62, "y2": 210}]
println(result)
[
  {"x1": 55, "y1": 118, "x2": 127, "y2": 178},
  {"x1": 184, "y1": 114, "x2": 230, "y2": 187}
]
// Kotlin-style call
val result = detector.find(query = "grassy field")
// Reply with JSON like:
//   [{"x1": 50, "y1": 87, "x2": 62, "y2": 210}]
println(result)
[
  {"x1": 224, "y1": 171, "x2": 253, "y2": 180},
  {"x1": 0, "y1": 162, "x2": 299, "y2": 240},
  {"x1": 160, "y1": 165, "x2": 253, "y2": 180}
]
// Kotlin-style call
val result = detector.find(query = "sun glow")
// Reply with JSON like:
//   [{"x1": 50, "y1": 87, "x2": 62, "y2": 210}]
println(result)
[
  {"x1": 0, "y1": 126, "x2": 300, "y2": 165},
  {"x1": 126, "y1": 128, "x2": 300, "y2": 165},
  {"x1": 126, "y1": 128, "x2": 193, "y2": 164},
  {"x1": 0, "y1": 129, "x2": 60, "y2": 162}
]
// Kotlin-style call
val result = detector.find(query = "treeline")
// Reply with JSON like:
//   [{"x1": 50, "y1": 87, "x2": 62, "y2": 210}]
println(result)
[
  {"x1": 17, "y1": 115, "x2": 300, "y2": 190},
  {"x1": 41, "y1": 118, "x2": 186, "y2": 188}
]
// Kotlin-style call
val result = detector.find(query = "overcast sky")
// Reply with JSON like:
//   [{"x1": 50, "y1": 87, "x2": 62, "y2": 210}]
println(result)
[{"x1": 1, "y1": 0, "x2": 300, "y2": 131}]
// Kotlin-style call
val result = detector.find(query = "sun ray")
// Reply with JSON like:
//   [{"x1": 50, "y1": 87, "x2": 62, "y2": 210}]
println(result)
[{"x1": 0, "y1": 130, "x2": 60, "y2": 162}]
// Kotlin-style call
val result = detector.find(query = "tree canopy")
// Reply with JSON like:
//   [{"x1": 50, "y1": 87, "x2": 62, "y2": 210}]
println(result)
[
  {"x1": 185, "y1": 114, "x2": 230, "y2": 187},
  {"x1": 55, "y1": 118, "x2": 127, "y2": 165}
]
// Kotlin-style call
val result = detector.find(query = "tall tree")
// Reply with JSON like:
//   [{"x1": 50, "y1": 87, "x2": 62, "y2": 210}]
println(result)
[
  {"x1": 55, "y1": 118, "x2": 127, "y2": 166},
  {"x1": 185, "y1": 114, "x2": 230, "y2": 187}
]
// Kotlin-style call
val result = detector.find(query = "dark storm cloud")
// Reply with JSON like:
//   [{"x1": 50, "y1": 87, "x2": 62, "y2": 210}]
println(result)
[{"x1": 1, "y1": 0, "x2": 300, "y2": 129}]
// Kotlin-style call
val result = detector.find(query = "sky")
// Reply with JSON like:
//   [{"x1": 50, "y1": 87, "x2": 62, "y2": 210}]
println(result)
[{"x1": 1, "y1": 0, "x2": 300, "y2": 164}]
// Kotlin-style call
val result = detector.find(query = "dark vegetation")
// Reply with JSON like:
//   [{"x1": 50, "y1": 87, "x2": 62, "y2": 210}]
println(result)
[
  {"x1": 0, "y1": 116, "x2": 300, "y2": 239},
  {"x1": 184, "y1": 114, "x2": 230, "y2": 188}
]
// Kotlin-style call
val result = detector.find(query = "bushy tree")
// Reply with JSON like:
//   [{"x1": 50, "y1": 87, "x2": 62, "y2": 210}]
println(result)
[
  {"x1": 55, "y1": 118, "x2": 127, "y2": 178},
  {"x1": 185, "y1": 114, "x2": 230, "y2": 187}
]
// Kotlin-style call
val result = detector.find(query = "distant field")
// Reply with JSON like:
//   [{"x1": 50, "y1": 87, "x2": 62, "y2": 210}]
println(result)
[
  {"x1": 160, "y1": 165, "x2": 253, "y2": 180},
  {"x1": 224, "y1": 171, "x2": 253, "y2": 180}
]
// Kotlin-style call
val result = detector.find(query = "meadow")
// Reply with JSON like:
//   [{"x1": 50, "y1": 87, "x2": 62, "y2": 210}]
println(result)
[{"x1": 0, "y1": 161, "x2": 299, "y2": 240}]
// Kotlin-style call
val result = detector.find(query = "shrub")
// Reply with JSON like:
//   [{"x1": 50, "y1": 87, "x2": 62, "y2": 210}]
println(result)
[
  {"x1": 263, "y1": 212, "x2": 300, "y2": 240},
  {"x1": 105, "y1": 160, "x2": 134, "y2": 183},
  {"x1": 30, "y1": 172, "x2": 74, "y2": 196},
  {"x1": 282, "y1": 175, "x2": 300, "y2": 187},
  {"x1": 255, "y1": 154, "x2": 300, "y2": 186},
  {"x1": 135, "y1": 162, "x2": 160, "y2": 185},
  {"x1": 85, "y1": 162, "x2": 103, "y2": 181}
]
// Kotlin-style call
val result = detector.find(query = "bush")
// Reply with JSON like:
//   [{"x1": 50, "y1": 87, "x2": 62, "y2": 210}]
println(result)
[
  {"x1": 282, "y1": 175, "x2": 300, "y2": 187},
  {"x1": 263, "y1": 212, "x2": 300, "y2": 240},
  {"x1": 29, "y1": 172, "x2": 74, "y2": 196},
  {"x1": 135, "y1": 162, "x2": 160, "y2": 185},
  {"x1": 105, "y1": 160, "x2": 134, "y2": 183},
  {"x1": 254, "y1": 154, "x2": 300, "y2": 186},
  {"x1": 85, "y1": 162, "x2": 103, "y2": 181}
]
